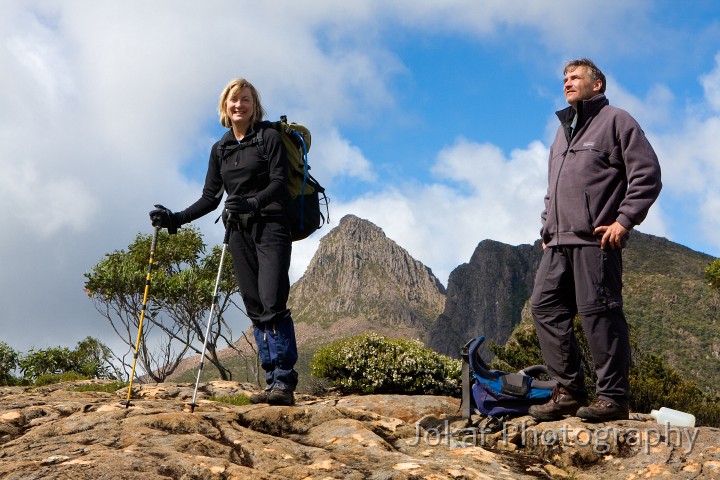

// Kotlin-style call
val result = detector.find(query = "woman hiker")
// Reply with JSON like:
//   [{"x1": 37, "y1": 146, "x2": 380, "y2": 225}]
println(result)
[{"x1": 150, "y1": 77, "x2": 298, "y2": 405}]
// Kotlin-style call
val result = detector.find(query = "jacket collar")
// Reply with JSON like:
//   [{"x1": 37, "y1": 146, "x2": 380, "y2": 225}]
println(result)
[
  {"x1": 556, "y1": 94, "x2": 609, "y2": 129},
  {"x1": 219, "y1": 122, "x2": 261, "y2": 147}
]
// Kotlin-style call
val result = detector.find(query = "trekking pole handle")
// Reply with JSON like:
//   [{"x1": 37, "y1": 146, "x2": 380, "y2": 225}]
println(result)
[
  {"x1": 223, "y1": 222, "x2": 232, "y2": 245},
  {"x1": 149, "y1": 225, "x2": 160, "y2": 252}
]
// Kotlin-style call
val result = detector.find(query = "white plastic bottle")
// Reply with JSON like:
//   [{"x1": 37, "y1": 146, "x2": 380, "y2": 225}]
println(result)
[{"x1": 650, "y1": 407, "x2": 696, "y2": 427}]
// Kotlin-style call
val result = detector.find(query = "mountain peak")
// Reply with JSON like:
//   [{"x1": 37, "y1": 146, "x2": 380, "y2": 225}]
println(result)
[{"x1": 288, "y1": 215, "x2": 446, "y2": 344}]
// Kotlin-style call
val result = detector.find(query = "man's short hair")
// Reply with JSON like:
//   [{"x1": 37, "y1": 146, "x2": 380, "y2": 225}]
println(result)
[{"x1": 564, "y1": 58, "x2": 606, "y2": 94}]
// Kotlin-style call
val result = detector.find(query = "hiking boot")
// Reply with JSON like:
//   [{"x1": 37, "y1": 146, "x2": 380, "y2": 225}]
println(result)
[
  {"x1": 248, "y1": 390, "x2": 270, "y2": 404},
  {"x1": 267, "y1": 387, "x2": 295, "y2": 406},
  {"x1": 577, "y1": 398, "x2": 629, "y2": 422},
  {"x1": 528, "y1": 385, "x2": 588, "y2": 421}
]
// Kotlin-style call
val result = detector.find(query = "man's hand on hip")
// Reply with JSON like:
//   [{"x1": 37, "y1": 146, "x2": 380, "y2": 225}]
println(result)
[{"x1": 594, "y1": 222, "x2": 629, "y2": 250}]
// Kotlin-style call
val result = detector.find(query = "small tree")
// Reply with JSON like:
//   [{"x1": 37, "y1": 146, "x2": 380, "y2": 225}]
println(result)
[
  {"x1": 154, "y1": 243, "x2": 242, "y2": 381},
  {"x1": 706, "y1": 259, "x2": 720, "y2": 290},
  {"x1": 0, "y1": 342, "x2": 19, "y2": 386},
  {"x1": 85, "y1": 227, "x2": 247, "y2": 383},
  {"x1": 71, "y1": 336, "x2": 123, "y2": 380}
]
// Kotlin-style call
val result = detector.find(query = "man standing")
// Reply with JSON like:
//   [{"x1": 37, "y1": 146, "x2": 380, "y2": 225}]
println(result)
[{"x1": 528, "y1": 59, "x2": 662, "y2": 422}]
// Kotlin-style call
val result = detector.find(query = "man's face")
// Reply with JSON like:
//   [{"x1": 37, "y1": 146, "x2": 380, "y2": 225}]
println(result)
[{"x1": 563, "y1": 66, "x2": 602, "y2": 109}]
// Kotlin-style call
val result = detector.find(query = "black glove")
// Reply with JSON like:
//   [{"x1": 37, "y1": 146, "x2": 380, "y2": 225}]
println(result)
[
  {"x1": 149, "y1": 204, "x2": 180, "y2": 234},
  {"x1": 225, "y1": 195, "x2": 259, "y2": 215}
]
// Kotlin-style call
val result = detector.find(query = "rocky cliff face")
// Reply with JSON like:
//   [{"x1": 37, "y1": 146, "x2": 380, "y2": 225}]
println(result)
[
  {"x1": 2, "y1": 381, "x2": 718, "y2": 479},
  {"x1": 289, "y1": 214, "x2": 446, "y2": 345},
  {"x1": 427, "y1": 239, "x2": 543, "y2": 359}
]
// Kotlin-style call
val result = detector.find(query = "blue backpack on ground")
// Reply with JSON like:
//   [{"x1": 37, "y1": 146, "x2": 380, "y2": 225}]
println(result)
[{"x1": 461, "y1": 336, "x2": 556, "y2": 424}]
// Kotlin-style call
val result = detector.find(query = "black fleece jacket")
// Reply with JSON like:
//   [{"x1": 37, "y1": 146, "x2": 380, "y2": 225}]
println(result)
[{"x1": 175, "y1": 123, "x2": 290, "y2": 225}]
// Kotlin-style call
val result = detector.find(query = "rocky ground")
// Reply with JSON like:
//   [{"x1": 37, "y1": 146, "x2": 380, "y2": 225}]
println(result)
[{"x1": 1, "y1": 381, "x2": 718, "y2": 479}]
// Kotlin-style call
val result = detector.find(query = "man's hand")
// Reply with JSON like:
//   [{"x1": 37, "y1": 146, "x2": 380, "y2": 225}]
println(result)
[{"x1": 594, "y1": 222, "x2": 629, "y2": 250}]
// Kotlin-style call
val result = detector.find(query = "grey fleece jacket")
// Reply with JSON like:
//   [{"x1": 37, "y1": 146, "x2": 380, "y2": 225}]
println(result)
[{"x1": 540, "y1": 94, "x2": 662, "y2": 247}]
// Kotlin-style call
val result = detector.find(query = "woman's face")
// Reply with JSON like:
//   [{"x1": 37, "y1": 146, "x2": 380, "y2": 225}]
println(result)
[{"x1": 226, "y1": 86, "x2": 255, "y2": 126}]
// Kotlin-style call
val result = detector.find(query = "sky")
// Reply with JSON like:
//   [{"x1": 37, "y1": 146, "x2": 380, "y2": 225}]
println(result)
[{"x1": 2, "y1": 0, "x2": 720, "y2": 357}]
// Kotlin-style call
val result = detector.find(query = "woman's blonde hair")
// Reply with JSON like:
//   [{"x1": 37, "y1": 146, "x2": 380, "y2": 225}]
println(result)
[{"x1": 217, "y1": 78, "x2": 266, "y2": 128}]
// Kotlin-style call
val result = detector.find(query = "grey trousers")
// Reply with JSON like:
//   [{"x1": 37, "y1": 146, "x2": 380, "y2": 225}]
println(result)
[{"x1": 530, "y1": 245, "x2": 631, "y2": 407}]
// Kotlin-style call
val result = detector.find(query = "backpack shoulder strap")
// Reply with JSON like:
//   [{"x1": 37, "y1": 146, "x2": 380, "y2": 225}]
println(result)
[
  {"x1": 216, "y1": 129, "x2": 239, "y2": 161},
  {"x1": 468, "y1": 336, "x2": 496, "y2": 379},
  {"x1": 254, "y1": 121, "x2": 276, "y2": 161},
  {"x1": 518, "y1": 365, "x2": 557, "y2": 390}
]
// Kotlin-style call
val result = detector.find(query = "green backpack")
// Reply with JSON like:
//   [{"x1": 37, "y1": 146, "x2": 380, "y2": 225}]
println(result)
[{"x1": 257, "y1": 116, "x2": 329, "y2": 241}]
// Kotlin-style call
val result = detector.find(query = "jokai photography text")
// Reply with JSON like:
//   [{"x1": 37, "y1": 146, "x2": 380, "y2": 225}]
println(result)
[{"x1": 410, "y1": 419, "x2": 700, "y2": 455}]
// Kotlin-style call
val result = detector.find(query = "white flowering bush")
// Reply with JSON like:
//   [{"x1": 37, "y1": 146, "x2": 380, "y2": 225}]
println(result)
[{"x1": 310, "y1": 333, "x2": 461, "y2": 396}]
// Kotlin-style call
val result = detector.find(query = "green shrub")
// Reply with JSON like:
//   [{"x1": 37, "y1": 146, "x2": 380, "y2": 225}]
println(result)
[
  {"x1": 70, "y1": 337, "x2": 122, "y2": 380},
  {"x1": 706, "y1": 259, "x2": 720, "y2": 290},
  {"x1": 310, "y1": 333, "x2": 461, "y2": 396},
  {"x1": 19, "y1": 346, "x2": 75, "y2": 382},
  {"x1": 631, "y1": 354, "x2": 720, "y2": 427}
]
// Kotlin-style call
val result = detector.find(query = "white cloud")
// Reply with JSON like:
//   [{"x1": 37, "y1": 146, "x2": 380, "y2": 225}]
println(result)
[
  {"x1": 376, "y1": 0, "x2": 652, "y2": 57},
  {"x1": 634, "y1": 205, "x2": 669, "y2": 240},
  {"x1": 5, "y1": 29, "x2": 75, "y2": 109},
  {"x1": 700, "y1": 53, "x2": 720, "y2": 112},
  {"x1": 607, "y1": 79, "x2": 675, "y2": 132},
  {"x1": 0, "y1": 162, "x2": 96, "y2": 236},
  {"x1": 700, "y1": 192, "x2": 720, "y2": 246},
  {"x1": 653, "y1": 116, "x2": 720, "y2": 241},
  {"x1": 312, "y1": 128, "x2": 377, "y2": 184},
  {"x1": 433, "y1": 138, "x2": 547, "y2": 203}
]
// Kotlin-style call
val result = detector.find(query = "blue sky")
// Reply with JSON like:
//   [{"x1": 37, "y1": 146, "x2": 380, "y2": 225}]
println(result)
[{"x1": 2, "y1": 1, "x2": 719, "y2": 361}]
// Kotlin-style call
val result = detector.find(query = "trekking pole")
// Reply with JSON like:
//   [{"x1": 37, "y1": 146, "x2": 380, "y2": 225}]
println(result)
[
  {"x1": 121, "y1": 226, "x2": 160, "y2": 408},
  {"x1": 187, "y1": 223, "x2": 232, "y2": 413}
]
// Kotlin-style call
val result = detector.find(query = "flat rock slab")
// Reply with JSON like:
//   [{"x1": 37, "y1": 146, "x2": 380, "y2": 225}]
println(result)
[{"x1": 1, "y1": 381, "x2": 718, "y2": 479}]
